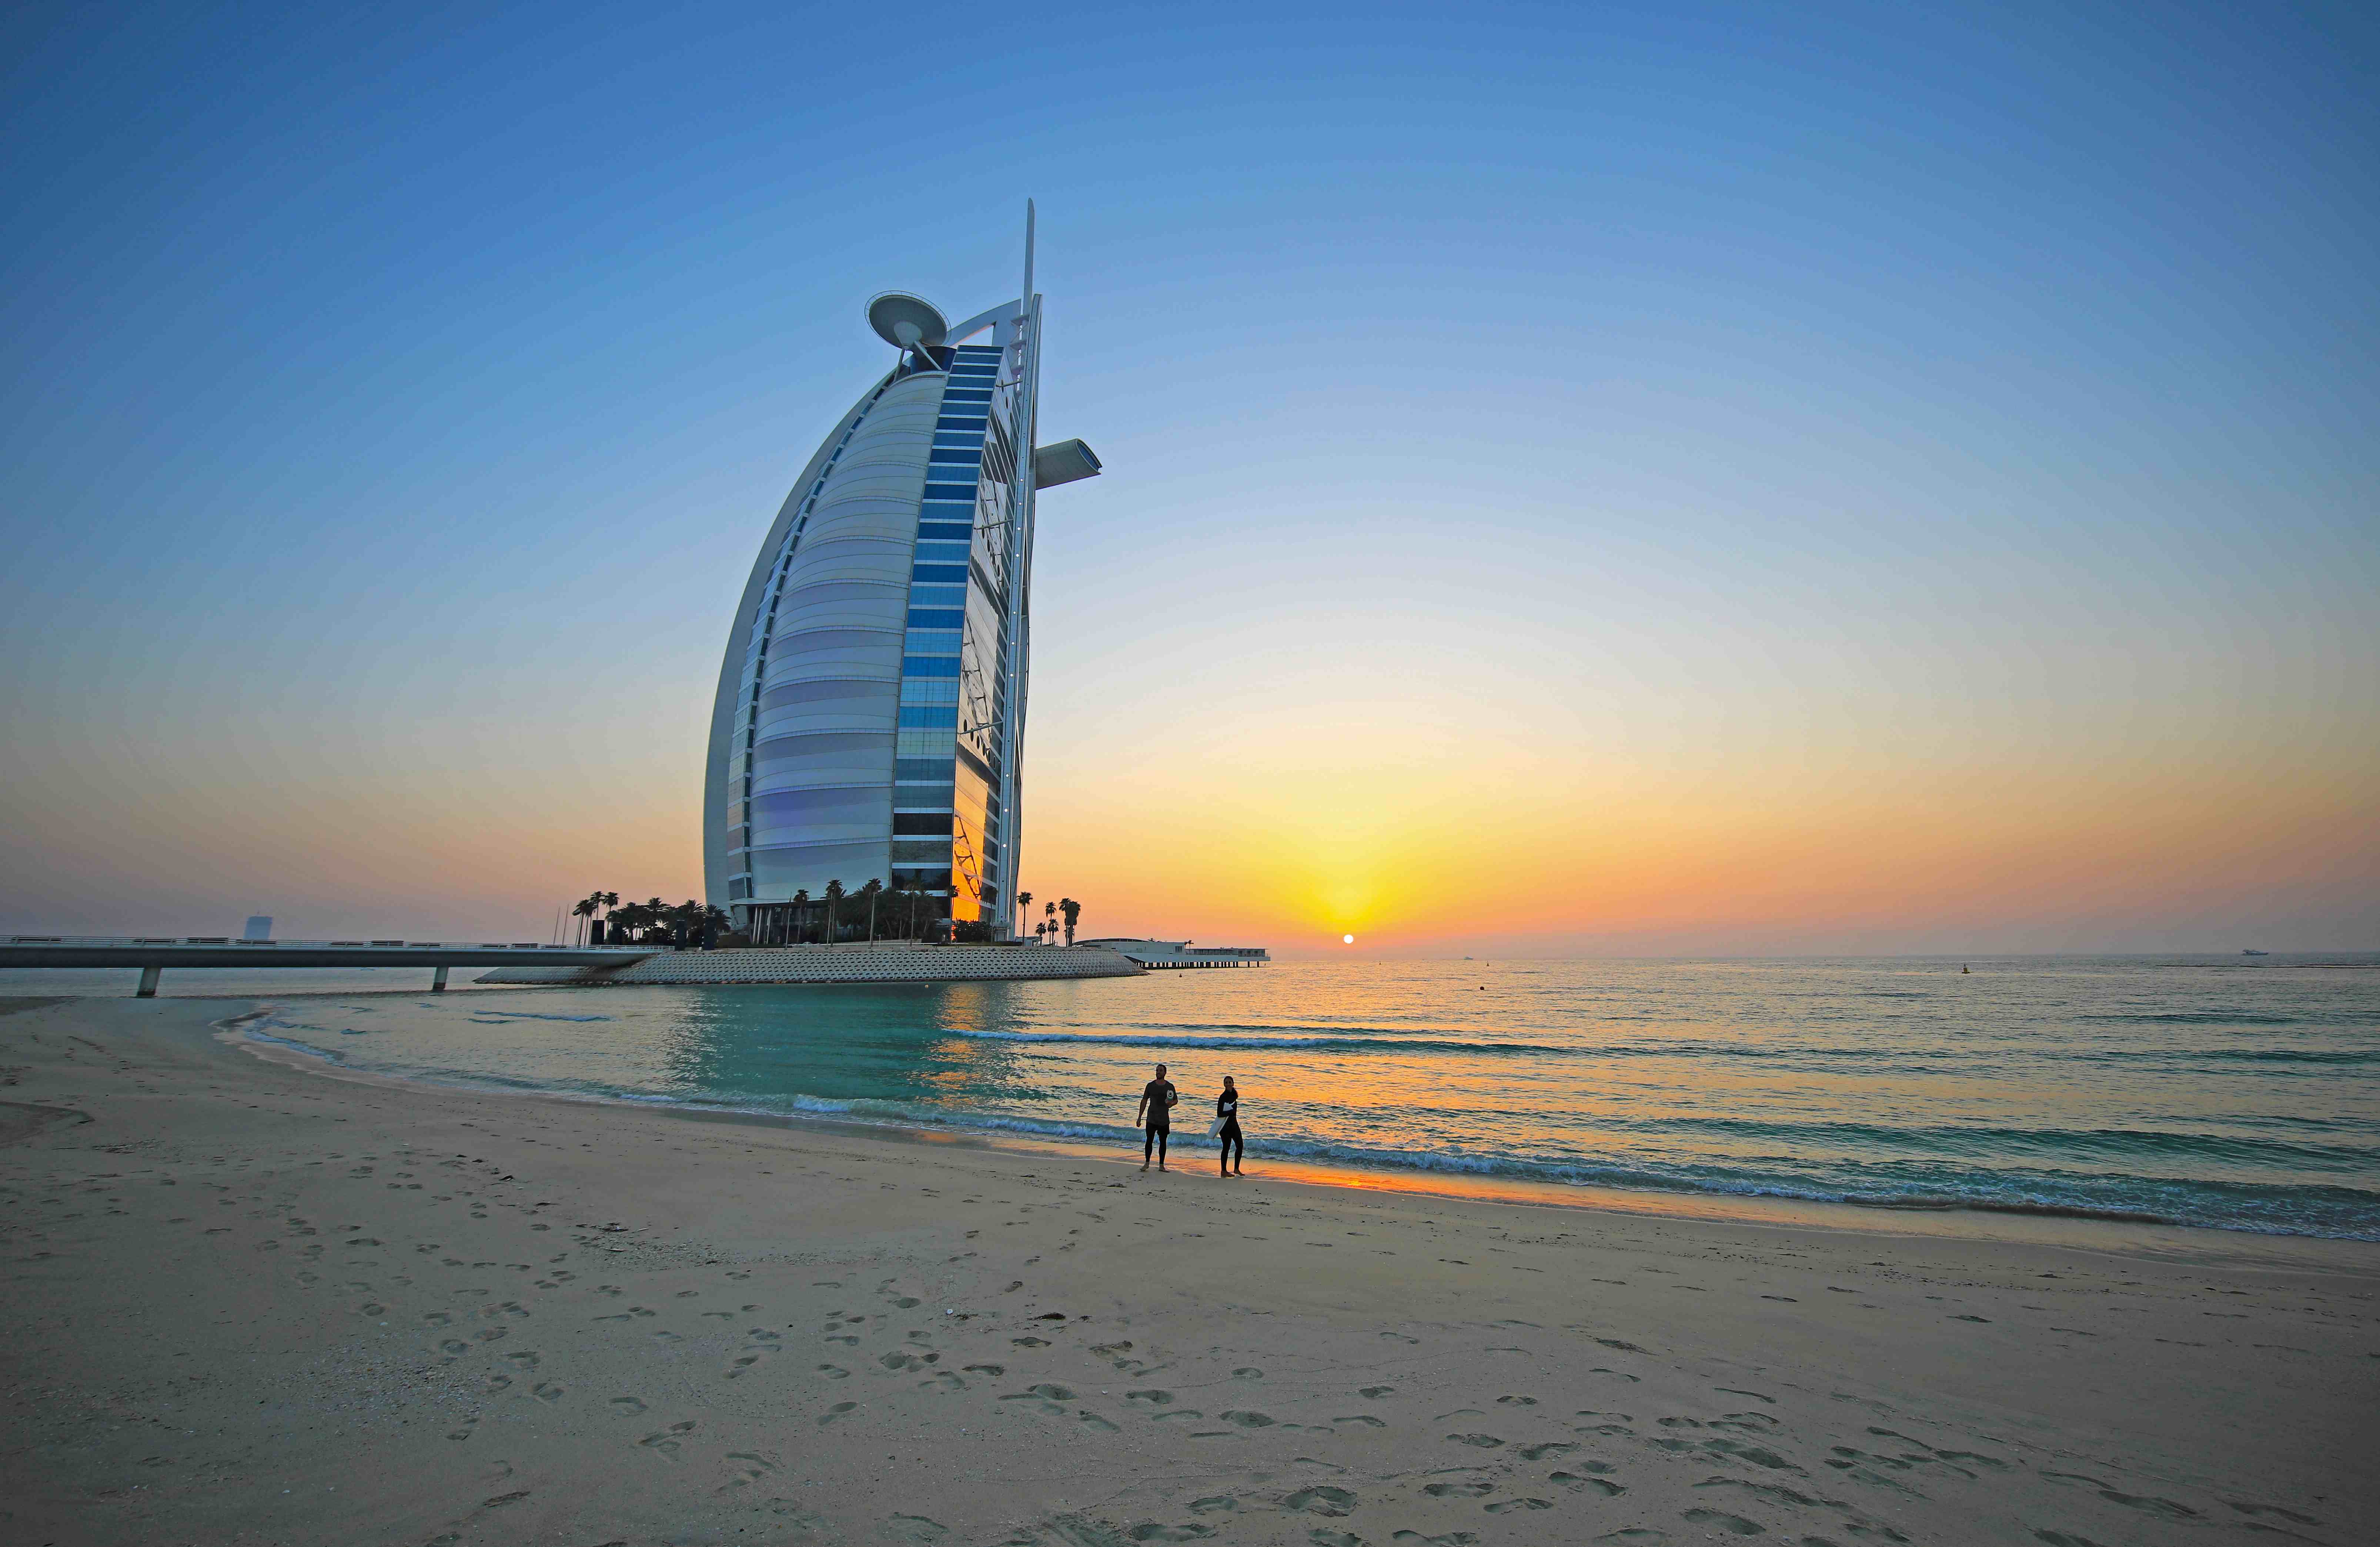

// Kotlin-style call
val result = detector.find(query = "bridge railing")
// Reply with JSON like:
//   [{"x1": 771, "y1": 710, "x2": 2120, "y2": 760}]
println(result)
[{"x1": 4, "y1": 936, "x2": 636, "y2": 950}]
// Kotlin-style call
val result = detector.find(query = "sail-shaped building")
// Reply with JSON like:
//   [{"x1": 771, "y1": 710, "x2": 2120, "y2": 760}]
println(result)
[{"x1": 701, "y1": 212, "x2": 1099, "y2": 942}]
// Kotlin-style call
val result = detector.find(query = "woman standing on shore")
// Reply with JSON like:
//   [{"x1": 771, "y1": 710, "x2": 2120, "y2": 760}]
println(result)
[{"x1": 1214, "y1": 1076, "x2": 1244, "y2": 1178}]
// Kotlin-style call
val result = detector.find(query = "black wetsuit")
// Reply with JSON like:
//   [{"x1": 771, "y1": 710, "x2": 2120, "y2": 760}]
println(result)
[
  {"x1": 1216, "y1": 1091, "x2": 1243, "y2": 1173},
  {"x1": 1140, "y1": 1078, "x2": 1177, "y2": 1163}
]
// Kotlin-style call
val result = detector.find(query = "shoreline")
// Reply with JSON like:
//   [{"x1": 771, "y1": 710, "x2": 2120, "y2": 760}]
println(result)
[
  {"x1": 3, "y1": 992, "x2": 2372, "y2": 1546},
  {"x1": 226, "y1": 1000, "x2": 2379, "y2": 1264}
]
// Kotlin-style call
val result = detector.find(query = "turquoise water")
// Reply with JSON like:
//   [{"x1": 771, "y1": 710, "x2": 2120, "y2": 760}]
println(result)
[{"x1": 83, "y1": 954, "x2": 2380, "y2": 1240}]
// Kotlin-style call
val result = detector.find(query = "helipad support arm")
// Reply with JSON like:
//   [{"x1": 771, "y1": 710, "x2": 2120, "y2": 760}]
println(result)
[
  {"x1": 137, "y1": 964, "x2": 160, "y2": 998},
  {"x1": 1032, "y1": 439, "x2": 1101, "y2": 489}
]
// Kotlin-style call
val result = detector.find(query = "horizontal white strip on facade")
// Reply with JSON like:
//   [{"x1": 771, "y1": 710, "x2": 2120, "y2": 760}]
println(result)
[
  {"x1": 807, "y1": 492, "x2": 920, "y2": 522},
  {"x1": 771, "y1": 599, "x2": 906, "y2": 633},
  {"x1": 762, "y1": 648, "x2": 897, "y2": 683},
  {"x1": 751, "y1": 766, "x2": 883, "y2": 793},
  {"x1": 757, "y1": 708, "x2": 897, "y2": 739}
]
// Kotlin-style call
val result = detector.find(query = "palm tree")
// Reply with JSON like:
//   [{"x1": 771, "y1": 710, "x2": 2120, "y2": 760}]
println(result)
[
  {"x1": 571, "y1": 893, "x2": 602, "y2": 945},
  {"x1": 788, "y1": 888, "x2": 811, "y2": 947},
  {"x1": 1044, "y1": 900, "x2": 1057, "y2": 944},
  {"x1": 598, "y1": 891, "x2": 619, "y2": 943},
  {"x1": 823, "y1": 879, "x2": 845, "y2": 945},
  {"x1": 1014, "y1": 891, "x2": 1033, "y2": 942},
  {"x1": 860, "y1": 878, "x2": 882, "y2": 943},
  {"x1": 1060, "y1": 897, "x2": 1081, "y2": 947}
]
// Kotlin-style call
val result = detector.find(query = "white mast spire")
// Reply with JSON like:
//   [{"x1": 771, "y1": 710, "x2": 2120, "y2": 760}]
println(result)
[{"x1": 995, "y1": 201, "x2": 1040, "y2": 938}]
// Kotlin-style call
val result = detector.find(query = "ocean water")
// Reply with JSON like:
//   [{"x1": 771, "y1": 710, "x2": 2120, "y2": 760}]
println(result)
[{"x1": 50, "y1": 954, "x2": 2380, "y2": 1241}]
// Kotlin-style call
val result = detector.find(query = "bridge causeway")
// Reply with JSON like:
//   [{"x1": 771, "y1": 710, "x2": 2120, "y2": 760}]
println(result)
[{"x1": 0, "y1": 937, "x2": 658, "y2": 995}]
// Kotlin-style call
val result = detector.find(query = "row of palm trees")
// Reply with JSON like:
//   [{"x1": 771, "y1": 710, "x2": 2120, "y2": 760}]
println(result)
[
  {"x1": 1013, "y1": 893, "x2": 1083, "y2": 946},
  {"x1": 569, "y1": 893, "x2": 731, "y2": 948},
  {"x1": 567, "y1": 887, "x2": 1087, "y2": 948},
  {"x1": 769, "y1": 879, "x2": 952, "y2": 944}
]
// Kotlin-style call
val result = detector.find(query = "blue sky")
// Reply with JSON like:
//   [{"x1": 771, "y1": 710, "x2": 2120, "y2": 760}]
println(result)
[{"x1": 3, "y1": 1, "x2": 2373, "y2": 949}]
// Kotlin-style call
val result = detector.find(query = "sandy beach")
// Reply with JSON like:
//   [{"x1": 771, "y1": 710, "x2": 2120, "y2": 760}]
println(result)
[{"x1": 2, "y1": 993, "x2": 2370, "y2": 1547}]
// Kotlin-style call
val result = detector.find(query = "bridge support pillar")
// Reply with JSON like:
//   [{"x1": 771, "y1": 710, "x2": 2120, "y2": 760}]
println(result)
[
  {"x1": 136, "y1": 964, "x2": 161, "y2": 998},
  {"x1": 431, "y1": 965, "x2": 450, "y2": 992}
]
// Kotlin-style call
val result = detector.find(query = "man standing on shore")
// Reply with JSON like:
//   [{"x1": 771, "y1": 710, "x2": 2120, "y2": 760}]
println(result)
[{"x1": 1136, "y1": 1063, "x2": 1179, "y2": 1171}]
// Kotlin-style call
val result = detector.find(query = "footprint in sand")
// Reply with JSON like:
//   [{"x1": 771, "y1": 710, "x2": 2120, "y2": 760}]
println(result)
[
  {"x1": 1187, "y1": 1497, "x2": 1236, "y2": 1515},
  {"x1": 1308, "y1": 1531, "x2": 1364, "y2": 1547},
  {"x1": 1594, "y1": 1532, "x2": 1668, "y2": 1545},
  {"x1": 1233, "y1": 1367, "x2": 1263, "y2": 1380},
  {"x1": 1518, "y1": 1442, "x2": 1576, "y2": 1460},
  {"x1": 440, "y1": 1340, "x2": 470, "y2": 1356},
  {"x1": 1552, "y1": 1472, "x2": 1624, "y2": 1496},
  {"x1": 1222, "y1": 1410, "x2": 1276, "y2": 1428},
  {"x1": 609, "y1": 1397, "x2": 648, "y2": 1416},
  {"x1": 2097, "y1": 1491, "x2": 2198, "y2": 1519},
  {"x1": 963, "y1": 1363, "x2": 1005, "y2": 1377},
  {"x1": 1334, "y1": 1415, "x2": 1387, "y2": 1427},
  {"x1": 1445, "y1": 1433, "x2": 1503, "y2": 1449},
  {"x1": 818, "y1": 1402, "x2": 860, "y2": 1426},
  {"x1": 1425, "y1": 1482, "x2": 1495, "y2": 1499},
  {"x1": 502, "y1": 1352, "x2": 539, "y2": 1369},
  {"x1": 446, "y1": 1419, "x2": 477, "y2": 1441},
  {"x1": 816, "y1": 1365, "x2": 850, "y2": 1379},
  {"x1": 1079, "y1": 1411, "x2": 1121, "y2": 1432},
  {"x1": 532, "y1": 1382, "x2": 564, "y2": 1403},
  {"x1": 1703, "y1": 1439, "x2": 1796, "y2": 1470},
  {"x1": 1283, "y1": 1486, "x2": 1357, "y2": 1517},
  {"x1": 1127, "y1": 1390, "x2": 1174, "y2": 1405},
  {"x1": 1681, "y1": 1509, "x2": 1763, "y2": 1535},
  {"x1": 424, "y1": 1312, "x2": 453, "y2": 1327},
  {"x1": 1012, "y1": 1336, "x2": 1049, "y2": 1348},
  {"x1": 1127, "y1": 1525, "x2": 1214, "y2": 1541},
  {"x1": 1484, "y1": 1498, "x2": 1552, "y2": 1514},
  {"x1": 720, "y1": 1450, "x2": 776, "y2": 1492},
  {"x1": 1152, "y1": 1410, "x2": 1205, "y2": 1422},
  {"x1": 885, "y1": 1514, "x2": 945, "y2": 1542},
  {"x1": 726, "y1": 1353, "x2": 767, "y2": 1377},
  {"x1": 1360, "y1": 1385, "x2": 1396, "y2": 1398},
  {"x1": 1392, "y1": 1533, "x2": 1478, "y2": 1546},
  {"x1": 1497, "y1": 1396, "x2": 1537, "y2": 1406},
  {"x1": 483, "y1": 1376, "x2": 512, "y2": 1394},
  {"x1": 639, "y1": 1420, "x2": 697, "y2": 1456}
]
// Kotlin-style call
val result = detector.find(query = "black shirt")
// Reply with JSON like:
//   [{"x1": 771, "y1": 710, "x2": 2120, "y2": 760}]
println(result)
[
  {"x1": 1216, "y1": 1091, "x2": 1239, "y2": 1122},
  {"x1": 1140, "y1": 1079, "x2": 1177, "y2": 1127}
]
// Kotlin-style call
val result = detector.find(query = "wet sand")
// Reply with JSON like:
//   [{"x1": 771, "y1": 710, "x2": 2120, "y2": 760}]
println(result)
[{"x1": 1, "y1": 994, "x2": 2371, "y2": 1547}]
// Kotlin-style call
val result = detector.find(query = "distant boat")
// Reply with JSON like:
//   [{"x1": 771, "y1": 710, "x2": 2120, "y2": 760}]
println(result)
[{"x1": 2242, "y1": 949, "x2": 2270, "y2": 957}]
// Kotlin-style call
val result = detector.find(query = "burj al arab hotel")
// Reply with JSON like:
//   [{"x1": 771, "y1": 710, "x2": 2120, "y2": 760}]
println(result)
[{"x1": 701, "y1": 208, "x2": 1101, "y2": 942}]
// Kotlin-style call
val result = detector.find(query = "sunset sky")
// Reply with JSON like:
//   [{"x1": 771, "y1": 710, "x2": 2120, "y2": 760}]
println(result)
[{"x1": 3, "y1": 1, "x2": 2373, "y2": 955}]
